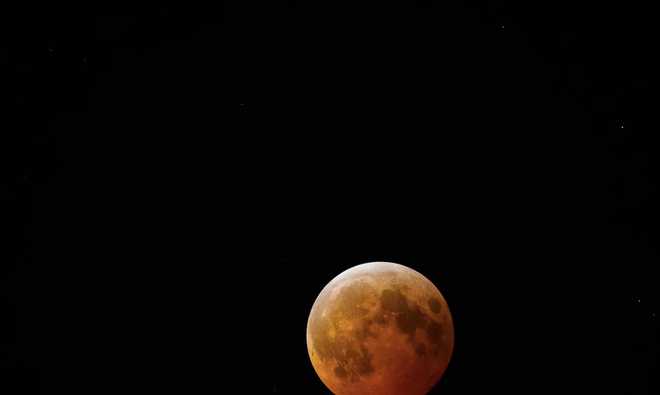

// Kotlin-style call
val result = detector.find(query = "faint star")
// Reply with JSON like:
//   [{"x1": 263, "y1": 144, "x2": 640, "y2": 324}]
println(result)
[{"x1": 48, "y1": 48, "x2": 55, "y2": 56}]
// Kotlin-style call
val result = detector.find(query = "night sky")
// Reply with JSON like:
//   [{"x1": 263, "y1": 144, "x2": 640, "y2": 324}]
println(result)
[{"x1": 2, "y1": 2, "x2": 658, "y2": 394}]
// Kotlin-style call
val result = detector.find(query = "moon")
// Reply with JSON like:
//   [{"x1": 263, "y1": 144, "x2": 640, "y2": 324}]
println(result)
[{"x1": 306, "y1": 262, "x2": 454, "y2": 395}]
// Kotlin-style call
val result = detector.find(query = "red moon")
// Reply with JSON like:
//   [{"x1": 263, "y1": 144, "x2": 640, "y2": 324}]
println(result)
[{"x1": 306, "y1": 262, "x2": 454, "y2": 395}]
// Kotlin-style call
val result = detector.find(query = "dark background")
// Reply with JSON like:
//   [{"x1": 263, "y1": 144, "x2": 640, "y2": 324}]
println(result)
[{"x1": 2, "y1": 1, "x2": 658, "y2": 394}]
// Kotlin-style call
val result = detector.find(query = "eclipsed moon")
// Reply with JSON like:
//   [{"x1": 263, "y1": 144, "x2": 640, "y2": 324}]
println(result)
[{"x1": 306, "y1": 262, "x2": 454, "y2": 395}]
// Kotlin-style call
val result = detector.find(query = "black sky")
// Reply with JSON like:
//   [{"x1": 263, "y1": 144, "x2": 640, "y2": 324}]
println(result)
[{"x1": 2, "y1": 2, "x2": 658, "y2": 394}]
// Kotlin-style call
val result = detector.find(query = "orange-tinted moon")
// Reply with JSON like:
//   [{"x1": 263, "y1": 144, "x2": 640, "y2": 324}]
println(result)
[{"x1": 306, "y1": 262, "x2": 454, "y2": 395}]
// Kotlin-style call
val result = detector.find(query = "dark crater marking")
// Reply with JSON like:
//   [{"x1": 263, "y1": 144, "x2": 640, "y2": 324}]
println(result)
[{"x1": 379, "y1": 288, "x2": 447, "y2": 357}]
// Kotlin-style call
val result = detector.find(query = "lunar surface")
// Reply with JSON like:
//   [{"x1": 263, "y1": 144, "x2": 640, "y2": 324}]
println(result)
[{"x1": 306, "y1": 262, "x2": 454, "y2": 395}]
